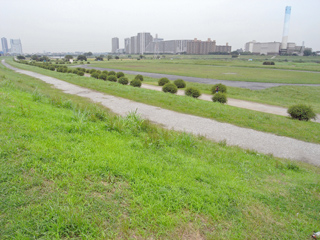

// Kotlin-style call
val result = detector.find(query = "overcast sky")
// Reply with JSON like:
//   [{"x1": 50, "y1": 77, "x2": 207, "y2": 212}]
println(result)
[{"x1": 1, "y1": 0, "x2": 319, "y2": 53}]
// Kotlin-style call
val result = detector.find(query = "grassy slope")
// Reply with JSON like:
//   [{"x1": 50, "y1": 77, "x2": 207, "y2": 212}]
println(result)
[
  {"x1": 88, "y1": 59, "x2": 320, "y2": 84},
  {"x1": 5, "y1": 59, "x2": 320, "y2": 144},
  {"x1": 1, "y1": 59, "x2": 320, "y2": 240}
]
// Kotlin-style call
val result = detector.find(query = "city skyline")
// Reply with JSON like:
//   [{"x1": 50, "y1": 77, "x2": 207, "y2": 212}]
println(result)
[{"x1": 1, "y1": 0, "x2": 320, "y2": 53}]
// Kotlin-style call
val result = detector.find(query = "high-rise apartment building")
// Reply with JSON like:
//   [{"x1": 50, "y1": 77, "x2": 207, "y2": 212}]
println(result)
[
  {"x1": 10, "y1": 39, "x2": 23, "y2": 54},
  {"x1": 112, "y1": 37, "x2": 119, "y2": 53},
  {"x1": 137, "y1": 32, "x2": 153, "y2": 54},
  {"x1": 124, "y1": 38, "x2": 131, "y2": 54},
  {"x1": 1, "y1": 37, "x2": 9, "y2": 54},
  {"x1": 187, "y1": 38, "x2": 216, "y2": 54}
]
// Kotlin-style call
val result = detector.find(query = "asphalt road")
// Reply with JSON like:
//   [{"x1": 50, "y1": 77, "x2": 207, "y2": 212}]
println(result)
[{"x1": 75, "y1": 65, "x2": 320, "y2": 90}]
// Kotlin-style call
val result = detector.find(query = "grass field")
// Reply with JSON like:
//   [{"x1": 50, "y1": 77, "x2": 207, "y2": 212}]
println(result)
[
  {"x1": 5, "y1": 58, "x2": 320, "y2": 144},
  {"x1": 87, "y1": 57, "x2": 320, "y2": 84},
  {"x1": 1, "y1": 58, "x2": 320, "y2": 239}
]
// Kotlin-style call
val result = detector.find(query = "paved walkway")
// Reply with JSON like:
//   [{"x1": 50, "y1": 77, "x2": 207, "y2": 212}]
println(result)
[
  {"x1": 141, "y1": 84, "x2": 320, "y2": 123},
  {"x1": 3, "y1": 60, "x2": 320, "y2": 166},
  {"x1": 76, "y1": 65, "x2": 320, "y2": 90}
]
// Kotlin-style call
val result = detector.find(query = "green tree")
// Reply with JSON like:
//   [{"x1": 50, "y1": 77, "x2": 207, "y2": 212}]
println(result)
[
  {"x1": 303, "y1": 49, "x2": 312, "y2": 56},
  {"x1": 107, "y1": 55, "x2": 112, "y2": 61},
  {"x1": 31, "y1": 55, "x2": 39, "y2": 61},
  {"x1": 84, "y1": 52, "x2": 93, "y2": 56},
  {"x1": 17, "y1": 55, "x2": 25, "y2": 60},
  {"x1": 65, "y1": 55, "x2": 73, "y2": 60},
  {"x1": 77, "y1": 55, "x2": 87, "y2": 61}
]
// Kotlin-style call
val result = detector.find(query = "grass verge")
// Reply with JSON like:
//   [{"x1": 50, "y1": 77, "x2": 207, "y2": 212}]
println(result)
[{"x1": 1, "y1": 57, "x2": 320, "y2": 239}]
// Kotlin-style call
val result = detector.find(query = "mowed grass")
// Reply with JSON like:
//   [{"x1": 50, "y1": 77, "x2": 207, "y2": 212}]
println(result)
[
  {"x1": 6, "y1": 59, "x2": 320, "y2": 144},
  {"x1": 1, "y1": 59, "x2": 320, "y2": 240},
  {"x1": 88, "y1": 58, "x2": 320, "y2": 84},
  {"x1": 139, "y1": 75, "x2": 320, "y2": 113}
]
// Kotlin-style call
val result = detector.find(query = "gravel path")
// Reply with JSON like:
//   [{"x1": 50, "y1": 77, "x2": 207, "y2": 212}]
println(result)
[
  {"x1": 141, "y1": 84, "x2": 320, "y2": 123},
  {"x1": 75, "y1": 65, "x2": 320, "y2": 90},
  {"x1": 3, "y1": 60, "x2": 320, "y2": 166}
]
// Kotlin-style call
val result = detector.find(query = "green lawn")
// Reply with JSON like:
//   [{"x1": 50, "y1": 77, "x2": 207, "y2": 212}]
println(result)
[
  {"x1": 88, "y1": 58, "x2": 320, "y2": 84},
  {"x1": 5, "y1": 58, "x2": 320, "y2": 144},
  {"x1": 1, "y1": 59, "x2": 320, "y2": 239}
]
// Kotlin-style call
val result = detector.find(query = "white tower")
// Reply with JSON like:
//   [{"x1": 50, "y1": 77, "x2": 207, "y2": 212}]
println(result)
[{"x1": 280, "y1": 6, "x2": 291, "y2": 54}]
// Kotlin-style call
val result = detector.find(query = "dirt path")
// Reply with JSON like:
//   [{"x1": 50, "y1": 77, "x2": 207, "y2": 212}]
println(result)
[
  {"x1": 3, "y1": 60, "x2": 320, "y2": 166},
  {"x1": 141, "y1": 84, "x2": 320, "y2": 123}
]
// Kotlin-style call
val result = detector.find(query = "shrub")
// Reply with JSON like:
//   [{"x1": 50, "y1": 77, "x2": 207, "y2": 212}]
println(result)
[
  {"x1": 185, "y1": 87, "x2": 201, "y2": 98},
  {"x1": 107, "y1": 75, "x2": 117, "y2": 82},
  {"x1": 118, "y1": 77, "x2": 129, "y2": 85},
  {"x1": 102, "y1": 70, "x2": 109, "y2": 75},
  {"x1": 134, "y1": 74, "x2": 144, "y2": 81},
  {"x1": 212, "y1": 93, "x2": 227, "y2": 104},
  {"x1": 96, "y1": 70, "x2": 101, "y2": 74},
  {"x1": 91, "y1": 72, "x2": 99, "y2": 79},
  {"x1": 86, "y1": 69, "x2": 90, "y2": 73},
  {"x1": 287, "y1": 104, "x2": 316, "y2": 121},
  {"x1": 87, "y1": 62, "x2": 90, "y2": 64},
  {"x1": 174, "y1": 79, "x2": 186, "y2": 88},
  {"x1": 158, "y1": 77, "x2": 170, "y2": 86},
  {"x1": 162, "y1": 83, "x2": 178, "y2": 94},
  {"x1": 77, "y1": 71, "x2": 84, "y2": 76},
  {"x1": 72, "y1": 69, "x2": 78, "y2": 74},
  {"x1": 99, "y1": 73, "x2": 107, "y2": 80},
  {"x1": 108, "y1": 71, "x2": 116, "y2": 76},
  {"x1": 263, "y1": 61, "x2": 275, "y2": 65},
  {"x1": 130, "y1": 79, "x2": 141, "y2": 87},
  {"x1": 89, "y1": 69, "x2": 96, "y2": 74},
  {"x1": 67, "y1": 69, "x2": 73, "y2": 73},
  {"x1": 117, "y1": 72, "x2": 125, "y2": 78},
  {"x1": 49, "y1": 66, "x2": 55, "y2": 71},
  {"x1": 211, "y1": 83, "x2": 227, "y2": 94}
]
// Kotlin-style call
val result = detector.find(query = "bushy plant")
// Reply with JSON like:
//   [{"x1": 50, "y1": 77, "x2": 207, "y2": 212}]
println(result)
[
  {"x1": 211, "y1": 83, "x2": 227, "y2": 94},
  {"x1": 174, "y1": 79, "x2": 186, "y2": 88},
  {"x1": 67, "y1": 69, "x2": 73, "y2": 73},
  {"x1": 158, "y1": 77, "x2": 170, "y2": 86},
  {"x1": 107, "y1": 75, "x2": 117, "y2": 82},
  {"x1": 263, "y1": 61, "x2": 275, "y2": 65},
  {"x1": 130, "y1": 79, "x2": 141, "y2": 87},
  {"x1": 77, "y1": 71, "x2": 84, "y2": 76},
  {"x1": 185, "y1": 87, "x2": 201, "y2": 98},
  {"x1": 108, "y1": 71, "x2": 116, "y2": 76},
  {"x1": 287, "y1": 104, "x2": 316, "y2": 121},
  {"x1": 91, "y1": 72, "x2": 99, "y2": 79},
  {"x1": 118, "y1": 77, "x2": 129, "y2": 85},
  {"x1": 96, "y1": 70, "x2": 102, "y2": 74},
  {"x1": 134, "y1": 74, "x2": 144, "y2": 81},
  {"x1": 99, "y1": 73, "x2": 107, "y2": 80},
  {"x1": 102, "y1": 70, "x2": 109, "y2": 75},
  {"x1": 162, "y1": 83, "x2": 178, "y2": 94},
  {"x1": 117, "y1": 72, "x2": 125, "y2": 78},
  {"x1": 212, "y1": 93, "x2": 227, "y2": 104},
  {"x1": 89, "y1": 69, "x2": 96, "y2": 74},
  {"x1": 72, "y1": 69, "x2": 78, "y2": 74}
]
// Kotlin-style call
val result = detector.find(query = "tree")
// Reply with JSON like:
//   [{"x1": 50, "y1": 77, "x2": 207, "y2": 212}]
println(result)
[
  {"x1": 303, "y1": 49, "x2": 312, "y2": 56},
  {"x1": 77, "y1": 55, "x2": 87, "y2": 61},
  {"x1": 17, "y1": 55, "x2": 25, "y2": 60},
  {"x1": 107, "y1": 55, "x2": 112, "y2": 61},
  {"x1": 65, "y1": 55, "x2": 73, "y2": 60},
  {"x1": 95, "y1": 56, "x2": 103, "y2": 61},
  {"x1": 84, "y1": 52, "x2": 93, "y2": 56},
  {"x1": 31, "y1": 55, "x2": 39, "y2": 61},
  {"x1": 115, "y1": 56, "x2": 119, "y2": 60}
]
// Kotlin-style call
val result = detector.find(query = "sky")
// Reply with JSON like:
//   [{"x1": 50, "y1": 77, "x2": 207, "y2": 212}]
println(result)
[{"x1": 1, "y1": 0, "x2": 320, "y2": 53}]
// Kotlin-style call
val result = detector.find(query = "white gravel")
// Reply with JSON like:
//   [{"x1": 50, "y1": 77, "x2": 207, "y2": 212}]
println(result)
[{"x1": 3, "y1": 60, "x2": 320, "y2": 166}]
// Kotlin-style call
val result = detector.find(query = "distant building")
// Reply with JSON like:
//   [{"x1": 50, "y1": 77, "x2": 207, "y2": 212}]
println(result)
[
  {"x1": 137, "y1": 32, "x2": 153, "y2": 54},
  {"x1": 112, "y1": 37, "x2": 119, "y2": 53},
  {"x1": 1, "y1": 37, "x2": 9, "y2": 54},
  {"x1": 10, "y1": 39, "x2": 23, "y2": 54},
  {"x1": 215, "y1": 43, "x2": 232, "y2": 53},
  {"x1": 124, "y1": 38, "x2": 131, "y2": 54},
  {"x1": 187, "y1": 38, "x2": 216, "y2": 55},
  {"x1": 145, "y1": 39, "x2": 191, "y2": 54},
  {"x1": 245, "y1": 40, "x2": 307, "y2": 55}
]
